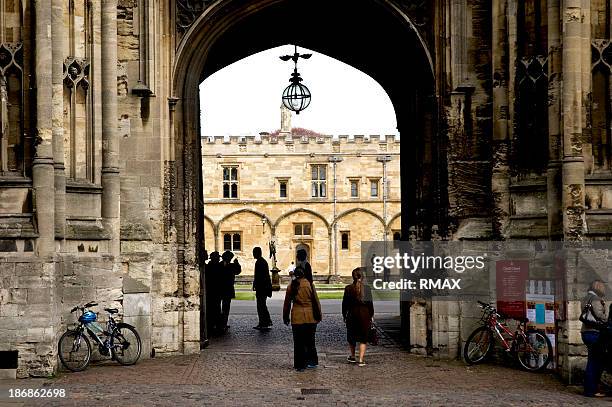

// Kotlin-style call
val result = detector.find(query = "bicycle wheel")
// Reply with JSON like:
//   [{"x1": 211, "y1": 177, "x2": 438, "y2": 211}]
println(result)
[
  {"x1": 515, "y1": 330, "x2": 553, "y2": 372},
  {"x1": 111, "y1": 323, "x2": 142, "y2": 365},
  {"x1": 463, "y1": 326, "x2": 493, "y2": 365},
  {"x1": 58, "y1": 330, "x2": 91, "y2": 372}
]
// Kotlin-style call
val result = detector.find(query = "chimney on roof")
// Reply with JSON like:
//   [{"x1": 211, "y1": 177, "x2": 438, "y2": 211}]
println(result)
[{"x1": 280, "y1": 104, "x2": 292, "y2": 134}]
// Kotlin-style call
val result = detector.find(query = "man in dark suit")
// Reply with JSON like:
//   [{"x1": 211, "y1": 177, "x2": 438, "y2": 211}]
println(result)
[
  {"x1": 219, "y1": 250, "x2": 241, "y2": 332},
  {"x1": 206, "y1": 251, "x2": 222, "y2": 335},
  {"x1": 252, "y1": 246, "x2": 273, "y2": 329}
]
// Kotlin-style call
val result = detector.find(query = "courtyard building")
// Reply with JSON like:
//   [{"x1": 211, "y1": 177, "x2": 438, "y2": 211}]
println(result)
[{"x1": 202, "y1": 106, "x2": 401, "y2": 278}]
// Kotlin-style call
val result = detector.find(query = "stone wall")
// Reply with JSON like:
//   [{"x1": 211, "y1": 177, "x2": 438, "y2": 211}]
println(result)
[{"x1": 0, "y1": 257, "x2": 60, "y2": 378}]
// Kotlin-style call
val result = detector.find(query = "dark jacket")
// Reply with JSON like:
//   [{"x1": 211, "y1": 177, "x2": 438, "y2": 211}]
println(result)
[
  {"x1": 342, "y1": 283, "x2": 374, "y2": 340},
  {"x1": 205, "y1": 260, "x2": 222, "y2": 298},
  {"x1": 220, "y1": 260, "x2": 241, "y2": 299},
  {"x1": 253, "y1": 257, "x2": 272, "y2": 297},
  {"x1": 283, "y1": 278, "x2": 322, "y2": 325}
]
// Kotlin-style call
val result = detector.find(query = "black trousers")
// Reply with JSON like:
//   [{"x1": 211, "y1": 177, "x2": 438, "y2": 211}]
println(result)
[
  {"x1": 207, "y1": 295, "x2": 220, "y2": 332},
  {"x1": 256, "y1": 294, "x2": 272, "y2": 326},
  {"x1": 220, "y1": 298, "x2": 232, "y2": 329},
  {"x1": 292, "y1": 323, "x2": 318, "y2": 369}
]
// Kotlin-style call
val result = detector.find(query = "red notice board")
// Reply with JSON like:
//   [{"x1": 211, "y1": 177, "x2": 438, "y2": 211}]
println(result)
[{"x1": 496, "y1": 260, "x2": 529, "y2": 319}]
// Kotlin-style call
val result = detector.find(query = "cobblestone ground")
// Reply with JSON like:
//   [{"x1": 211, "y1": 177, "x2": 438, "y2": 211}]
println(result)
[{"x1": 1, "y1": 299, "x2": 607, "y2": 406}]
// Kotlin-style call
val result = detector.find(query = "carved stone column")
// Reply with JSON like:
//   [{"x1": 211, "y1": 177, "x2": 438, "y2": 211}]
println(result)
[
  {"x1": 33, "y1": 0, "x2": 55, "y2": 255},
  {"x1": 491, "y1": 0, "x2": 510, "y2": 238},
  {"x1": 561, "y1": 1, "x2": 587, "y2": 240},
  {"x1": 101, "y1": 0, "x2": 120, "y2": 256},
  {"x1": 52, "y1": 0, "x2": 66, "y2": 243},
  {"x1": 547, "y1": 0, "x2": 562, "y2": 239}
]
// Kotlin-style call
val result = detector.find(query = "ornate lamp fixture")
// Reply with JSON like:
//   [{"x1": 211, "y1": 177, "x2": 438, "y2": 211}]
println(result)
[{"x1": 279, "y1": 45, "x2": 312, "y2": 114}]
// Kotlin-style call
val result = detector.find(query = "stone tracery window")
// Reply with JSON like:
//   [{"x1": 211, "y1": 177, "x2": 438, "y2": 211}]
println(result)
[
  {"x1": 591, "y1": 0, "x2": 612, "y2": 172},
  {"x1": 63, "y1": 0, "x2": 94, "y2": 182},
  {"x1": 513, "y1": 0, "x2": 548, "y2": 175},
  {"x1": 0, "y1": 0, "x2": 31, "y2": 177},
  {"x1": 592, "y1": 40, "x2": 612, "y2": 170}
]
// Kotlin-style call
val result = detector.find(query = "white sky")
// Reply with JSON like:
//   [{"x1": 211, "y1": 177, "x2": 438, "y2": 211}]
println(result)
[{"x1": 199, "y1": 45, "x2": 398, "y2": 137}]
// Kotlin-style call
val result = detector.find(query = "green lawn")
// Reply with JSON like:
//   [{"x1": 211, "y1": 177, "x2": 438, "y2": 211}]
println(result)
[
  {"x1": 233, "y1": 290, "x2": 345, "y2": 300},
  {"x1": 316, "y1": 291, "x2": 344, "y2": 300},
  {"x1": 234, "y1": 292, "x2": 256, "y2": 301}
]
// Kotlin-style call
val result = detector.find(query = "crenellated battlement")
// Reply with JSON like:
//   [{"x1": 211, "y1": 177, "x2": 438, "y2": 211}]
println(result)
[{"x1": 202, "y1": 133, "x2": 400, "y2": 146}]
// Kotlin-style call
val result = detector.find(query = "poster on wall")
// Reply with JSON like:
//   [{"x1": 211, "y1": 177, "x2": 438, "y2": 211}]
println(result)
[
  {"x1": 496, "y1": 260, "x2": 529, "y2": 319},
  {"x1": 525, "y1": 279, "x2": 556, "y2": 369}
]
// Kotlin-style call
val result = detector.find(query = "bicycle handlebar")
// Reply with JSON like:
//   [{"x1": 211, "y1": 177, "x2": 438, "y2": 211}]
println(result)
[{"x1": 70, "y1": 302, "x2": 98, "y2": 313}]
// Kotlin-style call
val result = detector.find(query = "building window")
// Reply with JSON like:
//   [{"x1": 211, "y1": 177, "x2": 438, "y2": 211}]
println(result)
[
  {"x1": 311, "y1": 165, "x2": 327, "y2": 198},
  {"x1": 393, "y1": 231, "x2": 401, "y2": 241},
  {"x1": 350, "y1": 179, "x2": 359, "y2": 198},
  {"x1": 294, "y1": 223, "x2": 312, "y2": 236},
  {"x1": 341, "y1": 232, "x2": 350, "y2": 250},
  {"x1": 370, "y1": 179, "x2": 379, "y2": 197},
  {"x1": 223, "y1": 232, "x2": 241, "y2": 251},
  {"x1": 222, "y1": 166, "x2": 238, "y2": 199},
  {"x1": 279, "y1": 180, "x2": 287, "y2": 198}
]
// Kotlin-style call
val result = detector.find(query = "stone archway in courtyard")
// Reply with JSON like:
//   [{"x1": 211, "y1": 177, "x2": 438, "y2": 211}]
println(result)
[{"x1": 170, "y1": 0, "x2": 440, "y2": 346}]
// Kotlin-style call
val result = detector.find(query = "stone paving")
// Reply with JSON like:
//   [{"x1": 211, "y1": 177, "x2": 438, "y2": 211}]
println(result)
[{"x1": 0, "y1": 299, "x2": 607, "y2": 406}]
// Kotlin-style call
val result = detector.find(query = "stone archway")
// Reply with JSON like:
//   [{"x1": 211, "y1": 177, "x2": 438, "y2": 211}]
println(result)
[
  {"x1": 172, "y1": 0, "x2": 438, "y2": 262},
  {"x1": 170, "y1": 0, "x2": 439, "y2": 348}
]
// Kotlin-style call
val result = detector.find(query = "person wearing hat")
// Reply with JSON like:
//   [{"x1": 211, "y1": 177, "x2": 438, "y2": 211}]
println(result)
[
  {"x1": 206, "y1": 251, "x2": 222, "y2": 335},
  {"x1": 219, "y1": 250, "x2": 241, "y2": 332}
]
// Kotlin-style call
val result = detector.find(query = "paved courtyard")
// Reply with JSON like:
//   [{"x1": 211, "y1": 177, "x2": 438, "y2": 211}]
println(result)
[{"x1": 0, "y1": 299, "x2": 606, "y2": 406}]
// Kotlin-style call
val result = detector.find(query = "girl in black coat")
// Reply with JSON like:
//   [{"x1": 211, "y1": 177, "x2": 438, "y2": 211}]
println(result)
[{"x1": 342, "y1": 267, "x2": 374, "y2": 366}]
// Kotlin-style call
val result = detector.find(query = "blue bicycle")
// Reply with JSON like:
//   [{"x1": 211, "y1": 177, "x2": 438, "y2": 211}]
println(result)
[{"x1": 58, "y1": 302, "x2": 141, "y2": 372}]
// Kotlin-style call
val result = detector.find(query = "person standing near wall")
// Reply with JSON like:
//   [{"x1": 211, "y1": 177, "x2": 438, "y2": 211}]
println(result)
[
  {"x1": 581, "y1": 280, "x2": 608, "y2": 397},
  {"x1": 283, "y1": 267, "x2": 321, "y2": 371},
  {"x1": 206, "y1": 251, "x2": 222, "y2": 335},
  {"x1": 219, "y1": 251, "x2": 241, "y2": 333},
  {"x1": 252, "y1": 247, "x2": 273, "y2": 330}
]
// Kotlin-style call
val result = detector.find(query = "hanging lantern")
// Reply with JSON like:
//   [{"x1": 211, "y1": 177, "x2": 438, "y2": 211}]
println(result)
[
  {"x1": 282, "y1": 70, "x2": 311, "y2": 114},
  {"x1": 279, "y1": 45, "x2": 312, "y2": 114}
]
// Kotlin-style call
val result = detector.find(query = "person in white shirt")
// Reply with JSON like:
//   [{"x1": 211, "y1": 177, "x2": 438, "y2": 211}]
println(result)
[{"x1": 286, "y1": 261, "x2": 296, "y2": 278}]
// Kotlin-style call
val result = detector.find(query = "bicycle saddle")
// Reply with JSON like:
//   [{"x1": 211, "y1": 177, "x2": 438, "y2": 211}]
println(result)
[{"x1": 105, "y1": 308, "x2": 119, "y2": 314}]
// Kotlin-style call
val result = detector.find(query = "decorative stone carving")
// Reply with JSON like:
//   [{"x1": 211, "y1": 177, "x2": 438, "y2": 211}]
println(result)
[
  {"x1": 517, "y1": 56, "x2": 548, "y2": 85},
  {"x1": 63, "y1": 57, "x2": 90, "y2": 90},
  {"x1": 176, "y1": 0, "x2": 213, "y2": 33},
  {"x1": 0, "y1": 42, "x2": 23, "y2": 75},
  {"x1": 592, "y1": 40, "x2": 612, "y2": 71}
]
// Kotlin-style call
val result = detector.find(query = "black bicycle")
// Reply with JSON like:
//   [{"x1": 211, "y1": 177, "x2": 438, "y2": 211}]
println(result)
[{"x1": 58, "y1": 302, "x2": 142, "y2": 372}]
